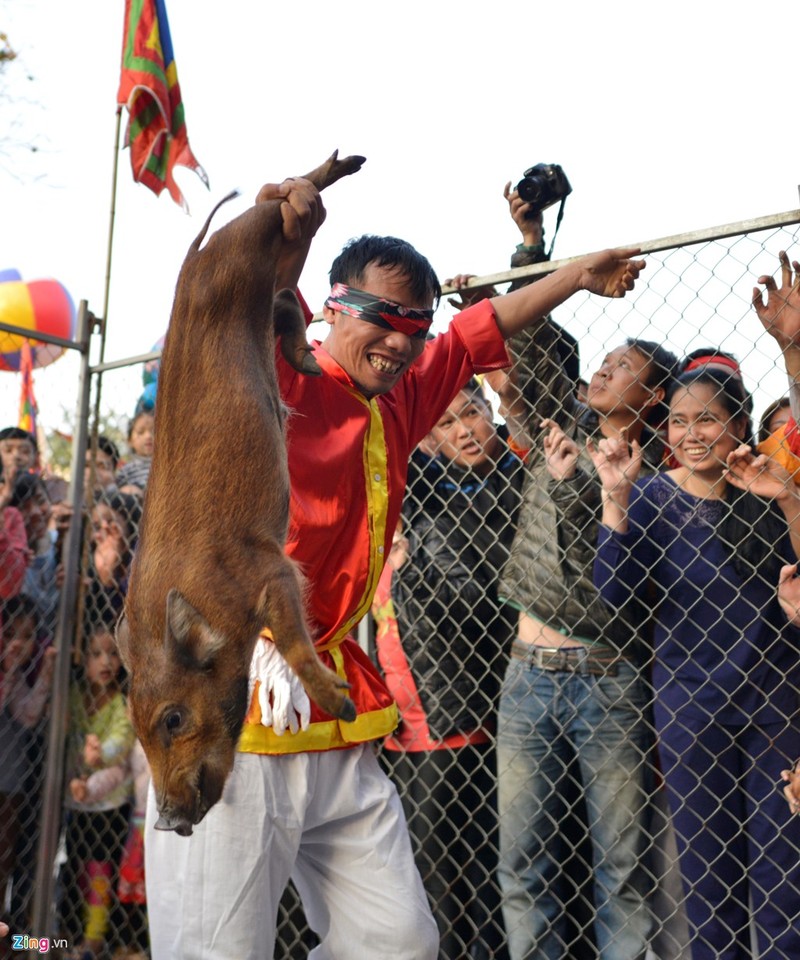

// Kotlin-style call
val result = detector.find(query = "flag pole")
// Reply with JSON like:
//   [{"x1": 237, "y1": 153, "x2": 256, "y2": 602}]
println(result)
[
  {"x1": 97, "y1": 105, "x2": 124, "y2": 371},
  {"x1": 78, "y1": 105, "x2": 125, "y2": 658},
  {"x1": 87, "y1": 103, "x2": 123, "y2": 460}
]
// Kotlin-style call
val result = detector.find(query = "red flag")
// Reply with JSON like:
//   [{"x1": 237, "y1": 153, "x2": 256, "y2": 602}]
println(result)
[
  {"x1": 117, "y1": 0, "x2": 208, "y2": 210},
  {"x1": 18, "y1": 339, "x2": 37, "y2": 437}
]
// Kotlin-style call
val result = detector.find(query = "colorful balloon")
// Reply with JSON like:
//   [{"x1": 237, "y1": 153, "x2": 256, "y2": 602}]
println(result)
[{"x1": 0, "y1": 272, "x2": 76, "y2": 371}]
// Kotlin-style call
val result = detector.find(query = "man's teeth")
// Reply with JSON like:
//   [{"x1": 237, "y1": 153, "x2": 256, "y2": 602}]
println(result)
[{"x1": 369, "y1": 355, "x2": 400, "y2": 374}]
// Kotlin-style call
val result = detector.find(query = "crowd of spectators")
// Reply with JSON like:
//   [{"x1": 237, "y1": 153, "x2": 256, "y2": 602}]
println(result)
[
  {"x1": 373, "y1": 201, "x2": 800, "y2": 960},
  {"x1": 0, "y1": 422, "x2": 151, "y2": 960}
]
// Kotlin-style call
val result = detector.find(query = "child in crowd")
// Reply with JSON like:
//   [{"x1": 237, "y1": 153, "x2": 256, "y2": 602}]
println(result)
[
  {"x1": 115, "y1": 736, "x2": 151, "y2": 960},
  {"x1": 115, "y1": 411, "x2": 154, "y2": 495},
  {"x1": 85, "y1": 436, "x2": 122, "y2": 499},
  {"x1": 0, "y1": 471, "x2": 29, "y2": 603},
  {"x1": 9, "y1": 474, "x2": 59, "y2": 637},
  {"x1": 68, "y1": 731, "x2": 151, "y2": 960},
  {"x1": 86, "y1": 492, "x2": 141, "y2": 628},
  {"x1": 0, "y1": 596, "x2": 55, "y2": 941},
  {"x1": 0, "y1": 426, "x2": 38, "y2": 483},
  {"x1": 60, "y1": 625, "x2": 135, "y2": 960},
  {"x1": 759, "y1": 395, "x2": 792, "y2": 445}
]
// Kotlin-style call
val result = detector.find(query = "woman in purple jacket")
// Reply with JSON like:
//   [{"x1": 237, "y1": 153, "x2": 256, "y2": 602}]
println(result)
[{"x1": 590, "y1": 366, "x2": 800, "y2": 960}]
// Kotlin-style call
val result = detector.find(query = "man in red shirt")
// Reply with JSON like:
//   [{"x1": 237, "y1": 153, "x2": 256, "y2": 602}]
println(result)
[{"x1": 145, "y1": 174, "x2": 645, "y2": 960}]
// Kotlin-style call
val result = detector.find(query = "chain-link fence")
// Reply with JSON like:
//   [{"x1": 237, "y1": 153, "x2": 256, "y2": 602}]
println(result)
[
  {"x1": 2, "y1": 212, "x2": 800, "y2": 959},
  {"x1": 376, "y1": 216, "x2": 800, "y2": 960}
]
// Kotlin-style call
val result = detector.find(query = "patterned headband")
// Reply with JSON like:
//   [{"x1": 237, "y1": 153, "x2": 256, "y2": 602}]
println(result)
[
  {"x1": 683, "y1": 354, "x2": 742, "y2": 378},
  {"x1": 325, "y1": 283, "x2": 434, "y2": 340}
]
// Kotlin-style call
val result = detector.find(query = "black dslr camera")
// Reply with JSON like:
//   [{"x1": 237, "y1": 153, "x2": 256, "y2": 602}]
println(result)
[{"x1": 516, "y1": 163, "x2": 572, "y2": 215}]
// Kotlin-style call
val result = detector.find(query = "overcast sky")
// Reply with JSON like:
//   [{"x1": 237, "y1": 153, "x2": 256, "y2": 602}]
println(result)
[{"x1": 2, "y1": 0, "x2": 799, "y2": 439}]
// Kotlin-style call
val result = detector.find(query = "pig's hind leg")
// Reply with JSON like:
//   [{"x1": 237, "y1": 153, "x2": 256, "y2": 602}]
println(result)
[
  {"x1": 258, "y1": 552, "x2": 356, "y2": 723},
  {"x1": 274, "y1": 289, "x2": 322, "y2": 376}
]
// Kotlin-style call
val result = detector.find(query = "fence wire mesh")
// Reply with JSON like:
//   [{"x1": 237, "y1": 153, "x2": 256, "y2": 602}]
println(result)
[{"x1": 1, "y1": 217, "x2": 799, "y2": 959}]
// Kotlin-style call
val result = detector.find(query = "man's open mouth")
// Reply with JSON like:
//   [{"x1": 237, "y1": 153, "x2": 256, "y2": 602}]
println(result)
[{"x1": 368, "y1": 354, "x2": 401, "y2": 375}]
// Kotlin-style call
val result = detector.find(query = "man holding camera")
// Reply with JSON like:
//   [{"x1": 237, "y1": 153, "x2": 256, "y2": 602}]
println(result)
[{"x1": 495, "y1": 175, "x2": 677, "y2": 960}]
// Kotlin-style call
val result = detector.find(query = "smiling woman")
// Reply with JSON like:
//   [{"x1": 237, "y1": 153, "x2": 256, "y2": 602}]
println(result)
[
  {"x1": 666, "y1": 374, "x2": 750, "y2": 498},
  {"x1": 590, "y1": 365, "x2": 800, "y2": 958}
]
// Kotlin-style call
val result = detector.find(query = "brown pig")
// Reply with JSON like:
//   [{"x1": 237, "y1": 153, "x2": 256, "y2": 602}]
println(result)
[{"x1": 116, "y1": 152, "x2": 363, "y2": 836}]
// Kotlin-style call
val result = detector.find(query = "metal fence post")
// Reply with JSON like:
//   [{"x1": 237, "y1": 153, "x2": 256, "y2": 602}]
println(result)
[{"x1": 29, "y1": 300, "x2": 94, "y2": 948}]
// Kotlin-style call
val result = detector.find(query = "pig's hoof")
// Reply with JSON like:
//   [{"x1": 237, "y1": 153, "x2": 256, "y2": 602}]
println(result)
[
  {"x1": 300, "y1": 349, "x2": 322, "y2": 376},
  {"x1": 338, "y1": 697, "x2": 357, "y2": 723}
]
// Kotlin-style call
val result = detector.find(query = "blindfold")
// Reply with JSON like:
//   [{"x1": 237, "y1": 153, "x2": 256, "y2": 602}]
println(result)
[{"x1": 325, "y1": 283, "x2": 433, "y2": 340}]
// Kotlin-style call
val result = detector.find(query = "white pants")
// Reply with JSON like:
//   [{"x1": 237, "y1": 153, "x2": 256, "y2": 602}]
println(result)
[{"x1": 145, "y1": 745, "x2": 438, "y2": 960}]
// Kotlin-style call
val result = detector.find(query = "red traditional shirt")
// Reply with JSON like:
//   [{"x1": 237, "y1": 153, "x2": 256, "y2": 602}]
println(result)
[{"x1": 239, "y1": 297, "x2": 509, "y2": 755}]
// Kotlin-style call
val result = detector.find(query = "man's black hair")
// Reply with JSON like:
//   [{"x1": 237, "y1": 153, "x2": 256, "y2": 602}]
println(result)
[
  {"x1": 96, "y1": 434, "x2": 121, "y2": 469},
  {"x1": 0, "y1": 426, "x2": 37, "y2": 450},
  {"x1": 460, "y1": 376, "x2": 490, "y2": 406},
  {"x1": 329, "y1": 235, "x2": 441, "y2": 308},
  {"x1": 625, "y1": 338, "x2": 679, "y2": 428}
]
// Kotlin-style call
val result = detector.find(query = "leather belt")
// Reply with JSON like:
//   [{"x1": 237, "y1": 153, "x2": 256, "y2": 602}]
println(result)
[{"x1": 511, "y1": 639, "x2": 626, "y2": 677}]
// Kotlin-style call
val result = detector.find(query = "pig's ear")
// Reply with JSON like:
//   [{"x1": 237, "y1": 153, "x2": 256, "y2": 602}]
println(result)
[
  {"x1": 116, "y1": 614, "x2": 132, "y2": 671},
  {"x1": 165, "y1": 589, "x2": 227, "y2": 670}
]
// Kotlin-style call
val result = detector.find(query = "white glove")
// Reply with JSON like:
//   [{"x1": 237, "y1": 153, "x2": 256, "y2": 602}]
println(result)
[{"x1": 248, "y1": 637, "x2": 311, "y2": 736}]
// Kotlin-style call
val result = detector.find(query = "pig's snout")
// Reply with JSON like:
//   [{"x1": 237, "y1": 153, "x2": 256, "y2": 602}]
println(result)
[
  {"x1": 154, "y1": 812, "x2": 195, "y2": 837},
  {"x1": 149, "y1": 754, "x2": 230, "y2": 839}
]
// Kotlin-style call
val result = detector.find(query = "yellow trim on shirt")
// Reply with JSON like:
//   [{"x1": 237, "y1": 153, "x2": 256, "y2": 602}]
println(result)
[
  {"x1": 237, "y1": 701, "x2": 399, "y2": 754},
  {"x1": 325, "y1": 389, "x2": 389, "y2": 647},
  {"x1": 239, "y1": 389, "x2": 396, "y2": 756}
]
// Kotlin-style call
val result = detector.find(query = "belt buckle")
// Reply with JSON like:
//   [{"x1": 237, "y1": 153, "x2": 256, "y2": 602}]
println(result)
[
  {"x1": 536, "y1": 647, "x2": 576, "y2": 673},
  {"x1": 554, "y1": 649, "x2": 574, "y2": 671}
]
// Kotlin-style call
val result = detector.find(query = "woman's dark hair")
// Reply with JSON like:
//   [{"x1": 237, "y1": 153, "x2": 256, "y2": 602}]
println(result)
[
  {"x1": 667, "y1": 367, "x2": 753, "y2": 442},
  {"x1": 329, "y1": 235, "x2": 441, "y2": 308},
  {"x1": 669, "y1": 367, "x2": 784, "y2": 581},
  {"x1": 759, "y1": 396, "x2": 791, "y2": 445},
  {"x1": 678, "y1": 347, "x2": 754, "y2": 419}
]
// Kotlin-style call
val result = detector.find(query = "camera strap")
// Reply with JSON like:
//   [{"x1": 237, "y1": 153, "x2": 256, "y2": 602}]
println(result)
[{"x1": 547, "y1": 196, "x2": 568, "y2": 259}]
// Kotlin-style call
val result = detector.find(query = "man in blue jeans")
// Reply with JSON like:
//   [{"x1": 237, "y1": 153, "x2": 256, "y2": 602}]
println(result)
[{"x1": 495, "y1": 180, "x2": 678, "y2": 960}]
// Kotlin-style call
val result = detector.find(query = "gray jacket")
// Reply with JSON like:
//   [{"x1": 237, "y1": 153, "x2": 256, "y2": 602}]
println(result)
[{"x1": 498, "y1": 324, "x2": 663, "y2": 656}]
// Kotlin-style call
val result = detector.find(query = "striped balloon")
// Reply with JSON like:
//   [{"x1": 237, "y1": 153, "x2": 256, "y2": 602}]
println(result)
[{"x1": 0, "y1": 273, "x2": 76, "y2": 371}]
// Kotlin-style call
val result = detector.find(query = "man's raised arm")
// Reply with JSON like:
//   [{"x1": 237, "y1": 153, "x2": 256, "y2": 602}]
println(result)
[{"x1": 489, "y1": 247, "x2": 645, "y2": 341}]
